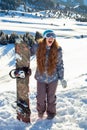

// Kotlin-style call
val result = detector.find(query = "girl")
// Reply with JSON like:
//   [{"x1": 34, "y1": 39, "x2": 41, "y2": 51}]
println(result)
[{"x1": 31, "y1": 30, "x2": 67, "y2": 119}]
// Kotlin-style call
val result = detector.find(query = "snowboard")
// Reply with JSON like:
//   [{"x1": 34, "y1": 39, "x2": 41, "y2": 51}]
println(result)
[{"x1": 9, "y1": 40, "x2": 31, "y2": 123}]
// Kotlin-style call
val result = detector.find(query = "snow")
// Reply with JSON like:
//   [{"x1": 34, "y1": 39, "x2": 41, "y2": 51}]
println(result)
[{"x1": 0, "y1": 11, "x2": 87, "y2": 130}]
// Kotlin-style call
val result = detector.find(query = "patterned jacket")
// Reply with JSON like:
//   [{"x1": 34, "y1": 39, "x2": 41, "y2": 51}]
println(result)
[{"x1": 30, "y1": 43, "x2": 64, "y2": 83}]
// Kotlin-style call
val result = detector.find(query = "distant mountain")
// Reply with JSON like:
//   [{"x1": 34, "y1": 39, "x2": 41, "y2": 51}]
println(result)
[
  {"x1": 0, "y1": 0, "x2": 87, "y2": 14},
  {"x1": 26, "y1": 0, "x2": 87, "y2": 13}
]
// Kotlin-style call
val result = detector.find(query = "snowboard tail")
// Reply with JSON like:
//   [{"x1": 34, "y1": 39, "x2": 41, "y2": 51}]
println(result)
[{"x1": 17, "y1": 99, "x2": 31, "y2": 123}]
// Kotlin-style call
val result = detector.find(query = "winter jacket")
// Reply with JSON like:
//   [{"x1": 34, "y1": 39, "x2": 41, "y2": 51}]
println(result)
[{"x1": 30, "y1": 43, "x2": 64, "y2": 83}]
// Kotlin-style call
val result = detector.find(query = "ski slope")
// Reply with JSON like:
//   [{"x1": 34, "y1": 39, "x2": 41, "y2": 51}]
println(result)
[{"x1": 0, "y1": 11, "x2": 87, "y2": 130}]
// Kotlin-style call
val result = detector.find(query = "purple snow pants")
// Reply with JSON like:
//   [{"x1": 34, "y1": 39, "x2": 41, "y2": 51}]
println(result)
[{"x1": 36, "y1": 80, "x2": 58, "y2": 116}]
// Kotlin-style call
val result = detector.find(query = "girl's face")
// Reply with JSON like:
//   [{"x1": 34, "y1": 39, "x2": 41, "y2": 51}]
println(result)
[{"x1": 46, "y1": 37, "x2": 55, "y2": 47}]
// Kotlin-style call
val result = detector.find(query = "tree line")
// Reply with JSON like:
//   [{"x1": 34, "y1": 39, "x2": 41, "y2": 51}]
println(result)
[{"x1": 0, "y1": 0, "x2": 56, "y2": 10}]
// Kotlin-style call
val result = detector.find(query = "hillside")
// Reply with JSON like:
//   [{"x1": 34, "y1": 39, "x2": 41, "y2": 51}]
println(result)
[{"x1": 0, "y1": 10, "x2": 87, "y2": 130}]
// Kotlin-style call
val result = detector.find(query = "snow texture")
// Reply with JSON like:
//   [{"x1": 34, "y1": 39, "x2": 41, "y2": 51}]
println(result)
[{"x1": 0, "y1": 10, "x2": 87, "y2": 130}]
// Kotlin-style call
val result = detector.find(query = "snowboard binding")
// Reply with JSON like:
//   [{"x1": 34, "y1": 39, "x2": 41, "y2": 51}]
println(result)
[{"x1": 9, "y1": 67, "x2": 31, "y2": 79}]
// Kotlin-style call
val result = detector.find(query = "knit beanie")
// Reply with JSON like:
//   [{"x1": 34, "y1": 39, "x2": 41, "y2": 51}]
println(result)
[{"x1": 43, "y1": 30, "x2": 56, "y2": 38}]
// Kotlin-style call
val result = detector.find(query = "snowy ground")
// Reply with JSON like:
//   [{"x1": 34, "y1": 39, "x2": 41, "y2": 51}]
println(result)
[{"x1": 0, "y1": 12, "x2": 87, "y2": 130}]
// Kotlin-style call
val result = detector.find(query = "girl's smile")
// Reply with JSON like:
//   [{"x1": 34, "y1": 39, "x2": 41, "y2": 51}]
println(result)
[{"x1": 46, "y1": 37, "x2": 54, "y2": 46}]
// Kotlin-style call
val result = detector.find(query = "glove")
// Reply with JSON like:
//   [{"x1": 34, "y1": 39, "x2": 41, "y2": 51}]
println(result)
[{"x1": 60, "y1": 79, "x2": 67, "y2": 88}]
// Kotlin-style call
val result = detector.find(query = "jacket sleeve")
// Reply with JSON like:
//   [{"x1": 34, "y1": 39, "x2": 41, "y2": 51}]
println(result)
[
  {"x1": 30, "y1": 42, "x2": 38, "y2": 56},
  {"x1": 57, "y1": 47, "x2": 64, "y2": 80}
]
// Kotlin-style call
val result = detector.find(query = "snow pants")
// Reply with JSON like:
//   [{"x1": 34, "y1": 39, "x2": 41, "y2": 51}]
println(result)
[{"x1": 36, "y1": 80, "x2": 58, "y2": 116}]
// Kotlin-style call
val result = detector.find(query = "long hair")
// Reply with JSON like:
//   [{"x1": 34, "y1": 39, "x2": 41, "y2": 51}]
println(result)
[{"x1": 36, "y1": 38, "x2": 59, "y2": 75}]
